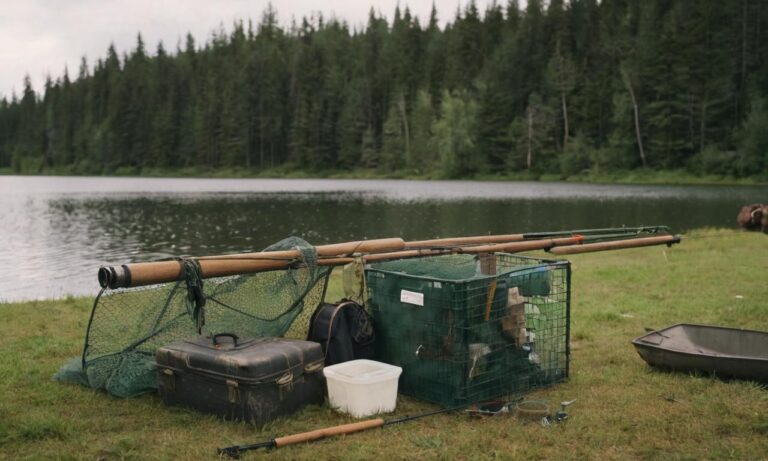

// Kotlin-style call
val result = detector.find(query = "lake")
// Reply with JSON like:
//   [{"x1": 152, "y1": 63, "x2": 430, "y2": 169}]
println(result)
[{"x1": 0, "y1": 175, "x2": 764, "y2": 302}]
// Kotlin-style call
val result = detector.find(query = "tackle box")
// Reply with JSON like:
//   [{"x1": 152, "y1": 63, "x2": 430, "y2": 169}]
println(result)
[{"x1": 156, "y1": 334, "x2": 325, "y2": 425}]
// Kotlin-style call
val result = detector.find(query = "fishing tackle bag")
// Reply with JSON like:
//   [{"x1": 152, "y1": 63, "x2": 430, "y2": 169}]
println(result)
[
  {"x1": 156, "y1": 334, "x2": 325, "y2": 425},
  {"x1": 308, "y1": 300, "x2": 375, "y2": 366}
]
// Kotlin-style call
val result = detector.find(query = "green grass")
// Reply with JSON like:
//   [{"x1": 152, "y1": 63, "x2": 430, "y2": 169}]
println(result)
[{"x1": 1, "y1": 229, "x2": 767, "y2": 460}]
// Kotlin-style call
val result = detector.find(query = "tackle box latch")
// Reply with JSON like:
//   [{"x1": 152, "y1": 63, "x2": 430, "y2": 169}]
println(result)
[
  {"x1": 161, "y1": 368, "x2": 175, "y2": 392},
  {"x1": 303, "y1": 360, "x2": 324, "y2": 374},
  {"x1": 276, "y1": 373, "x2": 293, "y2": 387},
  {"x1": 226, "y1": 379, "x2": 240, "y2": 404}
]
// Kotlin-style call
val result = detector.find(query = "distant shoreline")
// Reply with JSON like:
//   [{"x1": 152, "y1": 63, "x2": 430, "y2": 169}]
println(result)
[{"x1": 1, "y1": 166, "x2": 765, "y2": 187}]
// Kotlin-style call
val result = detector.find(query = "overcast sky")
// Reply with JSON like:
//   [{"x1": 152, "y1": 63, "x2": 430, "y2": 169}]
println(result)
[{"x1": 0, "y1": 0, "x2": 500, "y2": 100}]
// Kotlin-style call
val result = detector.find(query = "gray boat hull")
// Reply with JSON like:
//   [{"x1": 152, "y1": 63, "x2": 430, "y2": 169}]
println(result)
[{"x1": 632, "y1": 324, "x2": 768, "y2": 383}]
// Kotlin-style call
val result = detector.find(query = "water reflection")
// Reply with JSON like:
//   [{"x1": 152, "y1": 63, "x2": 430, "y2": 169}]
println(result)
[{"x1": 0, "y1": 176, "x2": 764, "y2": 301}]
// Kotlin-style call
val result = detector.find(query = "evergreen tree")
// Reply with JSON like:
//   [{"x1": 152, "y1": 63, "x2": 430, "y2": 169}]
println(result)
[
  {"x1": 0, "y1": 97, "x2": 14, "y2": 167},
  {"x1": 508, "y1": 92, "x2": 557, "y2": 172},
  {"x1": 432, "y1": 90, "x2": 478, "y2": 178},
  {"x1": 380, "y1": 95, "x2": 405, "y2": 171},
  {"x1": 409, "y1": 90, "x2": 436, "y2": 173},
  {"x1": 736, "y1": 94, "x2": 768, "y2": 177},
  {"x1": 337, "y1": 79, "x2": 367, "y2": 169},
  {"x1": 445, "y1": 1, "x2": 485, "y2": 90},
  {"x1": 13, "y1": 76, "x2": 41, "y2": 171},
  {"x1": 423, "y1": 4, "x2": 446, "y2": 105}
]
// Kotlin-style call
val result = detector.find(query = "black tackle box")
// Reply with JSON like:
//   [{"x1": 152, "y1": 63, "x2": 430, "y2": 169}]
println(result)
[{"x1": 155, "y1": 333, "x2": 325, "y2": 425}]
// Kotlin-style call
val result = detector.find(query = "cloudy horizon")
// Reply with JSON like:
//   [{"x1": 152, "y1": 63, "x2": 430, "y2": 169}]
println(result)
[{"x1": 0, "y1": 0, "x2": 504, "y2": 99}]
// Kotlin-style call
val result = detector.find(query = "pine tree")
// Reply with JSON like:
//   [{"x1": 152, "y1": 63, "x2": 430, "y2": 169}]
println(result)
[
  {"x1": 737, "y1": 94, "x2": 768, "y2": 176},
  {"x1": 641, "y1": 3, "x2": 691, "y2": 168},
  {"x1": 13, "y1": 75, "x2": 41, "y2": 172},
  {"x1": 148, "y1": 42, "x2": 176, "y2": 168},
  {"x1": 0, "y1": 97, "x2": 13, "y2": 167},
  {"x1": 124, "y1": 34, "x2": 151, "y2": 169},
  {"x1": 509, "y1": 92, "x2": 557, "y2": 172},
  {"x1": 445, "y1": 1, "x2": 484, "y2": 90},
  {"x1": 219, "y1": 22, "x2": 249, "y2": 168},
  {"x1": 409, "y1": 90, "x2": 436, "y2": 173},
  {"x1": 41, "y1": 75, "x2": 57, "y2": 170},
  {"x1": 423, "y1": 4, "x2": 446, "y2": 105},
  {"x1": 432, "y1": 90, "x2": 478, "y2": 178},
  {"x1": 360, "y1": 10, "x2": 390, "y2": 149},
  {"x1": 381, "y1": 92, "x2": 409, "y2": 171},
  {"x1": 337, "y1": 79, "x2": 367, "y2": 169},
  {"x1": 251, "y1": 5, "x2": 289, "y2": 169}
]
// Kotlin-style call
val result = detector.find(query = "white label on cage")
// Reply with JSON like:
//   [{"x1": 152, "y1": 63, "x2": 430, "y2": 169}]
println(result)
[
  {"x1": 400, "y1": 290, "x2": 424, "y2": 306},
  {"x1": 433, "y1": 281, "x2": 442, "y2": 289}
]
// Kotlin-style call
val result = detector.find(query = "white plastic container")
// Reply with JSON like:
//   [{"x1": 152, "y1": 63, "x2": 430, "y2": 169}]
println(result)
[{"x1": 323, "y1": 359, "x2": 402, "y2": 418}]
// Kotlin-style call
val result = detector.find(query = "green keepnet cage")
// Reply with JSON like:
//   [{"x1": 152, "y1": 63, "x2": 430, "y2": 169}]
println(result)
[{"x1": 367, "y1": 253, "x2": 570, "y2": 407}]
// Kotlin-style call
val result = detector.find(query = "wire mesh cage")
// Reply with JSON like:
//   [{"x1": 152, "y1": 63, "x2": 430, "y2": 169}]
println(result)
[{"x1": 366, "y1": 253, "x2": 570, "y2": 407}]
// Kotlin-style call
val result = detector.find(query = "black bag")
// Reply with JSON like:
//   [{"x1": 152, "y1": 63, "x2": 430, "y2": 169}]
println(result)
[
  {"x1": 308, "y1": 300, "x2": 375, "y2": 366},
  {"x1": 155, "y1": 334, "x2": 325, "y2": 425}
]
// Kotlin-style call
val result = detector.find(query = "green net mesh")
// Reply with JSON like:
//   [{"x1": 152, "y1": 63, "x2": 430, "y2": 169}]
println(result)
[
  {"x1": 55, "y1": 237, "x2": 331, "y2": 397},
  {"x1": 367, "y1": 253, "x2": 570, "y2": 407}
]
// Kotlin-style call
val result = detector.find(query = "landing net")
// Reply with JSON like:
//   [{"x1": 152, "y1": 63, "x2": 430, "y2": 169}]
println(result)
[{"x1": 55, "y1": 237, "x2": 331, "y2": 397}]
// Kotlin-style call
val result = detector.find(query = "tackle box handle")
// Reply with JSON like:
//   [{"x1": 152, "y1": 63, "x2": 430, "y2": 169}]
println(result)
[{"x1": 212, "y1": 333, "x2": 239, "y2": 346}]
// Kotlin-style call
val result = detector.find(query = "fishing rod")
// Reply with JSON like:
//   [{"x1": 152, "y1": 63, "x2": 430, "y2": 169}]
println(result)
[
  {"x1": 99, "y1": 235, "x2": 587, "y2": 288},
  {"x1": 518, "y1": 225, "x2": 669, "y2": 239},
  {"x1": 98, "y1": 237, "x2": 406, "y2": 289},
  {"x1": 319, "y1": 235, "x2": 587, "y2": 266},
  {"x1": 404, "y1": 226, "x2": 668, "y2": 248},
  {"x1": 98, "y1": 226, "x2": 679, "y2": 289},
  {"x1": 550, "y1": 234, "x2": 681, "y2": 255},
  {"x1": 320, "y1": 234, "x2": 681, "y2": 266},
  {"x1": 217, "y1": 403, "x2": 470, "y2": 459}
]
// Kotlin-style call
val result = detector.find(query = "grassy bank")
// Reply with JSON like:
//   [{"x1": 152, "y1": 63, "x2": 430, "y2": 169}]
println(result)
[
  {"x1": 1, "y1": 165, "x2": 766, "y2": 186},
  {"x1": 1, "y1": 229, "x2": 766, "y2": 460}
]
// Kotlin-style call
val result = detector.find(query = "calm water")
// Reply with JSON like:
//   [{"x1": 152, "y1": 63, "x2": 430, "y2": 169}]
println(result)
[{"x1": 0, "y1": 175, "x2": 764, "y2": 302}]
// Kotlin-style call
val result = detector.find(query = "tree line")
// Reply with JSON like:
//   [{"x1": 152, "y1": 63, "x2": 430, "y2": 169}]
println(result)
[{"x1": 1, "y1": 0, "x2": 767, "y2": 178}]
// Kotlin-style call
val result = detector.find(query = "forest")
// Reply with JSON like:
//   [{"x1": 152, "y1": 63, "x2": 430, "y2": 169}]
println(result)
[{"x1": 0, "y1": 0, "x2": 767, "y2": 179}]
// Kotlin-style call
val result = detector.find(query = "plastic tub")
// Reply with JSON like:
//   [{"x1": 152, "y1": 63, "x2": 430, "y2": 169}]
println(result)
[
  {"x1": 514, "y1": 400, "x2": 550, "y2": 422},
  {"x1": 323, "y1": 359, "x2": 402, "y2": 418}
]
